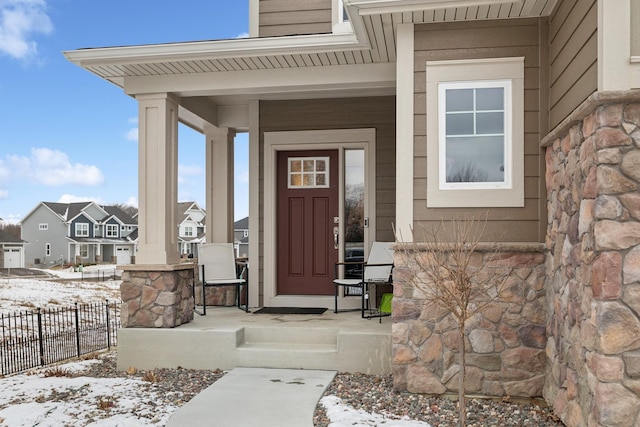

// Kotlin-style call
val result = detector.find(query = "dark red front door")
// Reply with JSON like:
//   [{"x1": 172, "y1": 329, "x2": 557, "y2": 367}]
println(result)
[{"x1": 277, "y1": 150, "x2": 339, "y2": 295}]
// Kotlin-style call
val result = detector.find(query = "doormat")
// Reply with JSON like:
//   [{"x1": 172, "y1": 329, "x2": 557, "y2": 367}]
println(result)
[{"x1": 253, "y1": 307, "x2": 327, "y2": 315}]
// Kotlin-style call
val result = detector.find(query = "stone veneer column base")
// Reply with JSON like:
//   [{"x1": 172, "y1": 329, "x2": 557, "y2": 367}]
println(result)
[{"x1": 120, "y1": 263, "x2": 195, "y2": 328}]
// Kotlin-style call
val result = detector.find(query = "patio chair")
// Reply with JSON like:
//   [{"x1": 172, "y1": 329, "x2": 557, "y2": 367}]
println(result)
[
  {"x1": 333, "y1": 241, "x2": 394, "y2": 320},
  {"x1": 195, "y1": 243, "x2": 249, "y2": 315}
]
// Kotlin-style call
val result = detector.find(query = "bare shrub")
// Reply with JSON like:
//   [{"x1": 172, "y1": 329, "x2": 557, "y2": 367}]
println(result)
[
  {"x1": 142, "y1": 370, "x2": 161, "y2": 383},
  {"x1": 396, "y1": 214, "x2": 514, "y2": 427},
  {"x1": 42, "y1": 366, "x2": 73, "y2": 378}
]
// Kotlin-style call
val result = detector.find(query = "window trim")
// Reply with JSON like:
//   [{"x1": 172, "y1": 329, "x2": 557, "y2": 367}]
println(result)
[
  {"x1": 426, "y1": 57, "x2": 525, "y2": 208},
  {"x1": 332, "y1": 0, "x2": 351, "y2": 33},
  {"x1": 184, "y1": 226, "x2": 194, "y2": 237},
  {"x1": 45, "y1": 243, "x2": 51, "y2": 256},
  {"x1": 75, "y1": 223, "x2": 89, "y2": 237},
  {"x1": 438, "y1": 79, "x2": 512, "y2": 190},
  {"x1": 287, "y1": 156, "x2": 330, "y2": 189},
  {"x1": 39, "y1": 223, "x2": 48, "y2": 231},
  {"x1": 106, "y1": 224, "x2": 119, "y2": 238}
]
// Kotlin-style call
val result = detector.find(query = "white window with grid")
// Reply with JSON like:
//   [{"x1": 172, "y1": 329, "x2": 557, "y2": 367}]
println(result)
[
  {"x1": 288, "y1": 157, "x2": 330, "y2": 189},
  {"x1": 75, "y1": 223, "x2": 89, "y2": 237},
  {"x1": 106, "y1": 224, "x2": 119, "y2": 237},
  {"x1": 426, "y1": 57, "x2": 525, "y2": 208}
]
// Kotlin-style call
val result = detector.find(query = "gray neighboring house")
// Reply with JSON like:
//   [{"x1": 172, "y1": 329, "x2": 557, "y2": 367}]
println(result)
[
  {"x1": 177, "y1": 202, "x2": 206, "y2": 258},
  {"x1": 233, "y1": 217, "x2": 249, "y2": 259},
  {"x1": 0, "y1": 229, "x2": 27, "y2": 269},
  {"x1": 21, "y1": 202, "x2": 138, "y2": 267}
]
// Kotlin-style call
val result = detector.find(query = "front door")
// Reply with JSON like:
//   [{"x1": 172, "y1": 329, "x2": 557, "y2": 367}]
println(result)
[{"x1": 277, "y1": 150, "x2": 339, "y2": 295}]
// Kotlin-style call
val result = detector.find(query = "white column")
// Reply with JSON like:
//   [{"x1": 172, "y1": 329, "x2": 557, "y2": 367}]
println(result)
[
  {"x1": 205, "y1": 124, "x2": 235, "y2": 243},
  {"x1": 598, "y1": 0, "x2": 633, "y2": 90},
  {"x1": 248, "y1": 100, "x2": 260, "y2": 308},
  {"x1": 135, "y1": 93, "x2": 180, "y2": 265},
  {"x1": 395, "y1": 23, "x2": 414, "y2": 242}
]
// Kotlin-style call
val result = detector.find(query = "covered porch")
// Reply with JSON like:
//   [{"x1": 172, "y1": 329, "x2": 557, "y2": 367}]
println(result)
[{"x1": 64, "y1": 18, "x2": 399, "y2": 313}]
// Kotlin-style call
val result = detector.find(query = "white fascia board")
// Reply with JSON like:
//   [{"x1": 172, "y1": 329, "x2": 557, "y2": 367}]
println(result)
[
  {"x1": 346, "y1": 0, "x2": 517, "y2": 15},
  {"x1": 63, "y1": 32, "x2": 367, "y2": 67},
  {"x1": 123, "y1": 62, "x2": 396, "y2": 97}
]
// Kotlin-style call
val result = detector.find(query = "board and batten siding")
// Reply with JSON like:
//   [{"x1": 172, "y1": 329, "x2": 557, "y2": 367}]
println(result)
[
  {"x1": 413, "y1": 18, "x2": 548, "y2": 243},
  {"x1": 259, "y1": 97, "x2": 396, "y2": 300},
  {"x1": 258, "y1": 0, "x2": 332, "y2": 37},
  {"x1": 549, "y1": 0, "x2": 598, "y2": 128}
]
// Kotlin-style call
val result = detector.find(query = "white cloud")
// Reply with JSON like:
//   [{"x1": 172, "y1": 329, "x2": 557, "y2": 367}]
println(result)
[
  {"x1": 179, "y1": 164, "x2": 203, "y2": 176},
  {"x1": 124, "y1": 196, "x2": 138, "y2": 208},
  {"x1": 0, "y1": 0, "x2": 53, "y2": 60},
  {"x1": 57, "y1": 194, "x2": 105, "y2": 204},
  {"x1": 0, "y1": 189, "x2": 7, "y2": 199},
  {"x1": 236, "y1": 32, "x2": 249, "y2": 39},
  {"x1": 4, "y1": 148, "x2": 104, "y2": 186},
  {"x1": 0, "y1": 213, "x2": 21, "y2": 224},
  {"x1": 178, "y1": 164, "x2": 203, "y2": 186},
  {"x1": 125, "y1": 127, "x2": 138, "y2": 142}
]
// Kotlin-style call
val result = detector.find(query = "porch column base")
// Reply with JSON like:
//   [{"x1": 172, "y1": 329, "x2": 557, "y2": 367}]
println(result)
[{"x1": 120, "y1": 263, "x2": 195, "y2": 328}]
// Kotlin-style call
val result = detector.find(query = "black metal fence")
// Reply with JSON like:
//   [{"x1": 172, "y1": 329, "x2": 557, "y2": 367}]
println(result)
[
  {"x1": 80, "y1": 268, "x2": 120, "y2": 281},
  {"x1": 0, "y1": 301, "x2": 120, "y2": 376}
]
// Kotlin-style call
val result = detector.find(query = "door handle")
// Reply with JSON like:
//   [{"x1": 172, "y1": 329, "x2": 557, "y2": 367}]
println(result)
[{"x1": 333, "y1": 226, "x2": 339, "y2": 249}]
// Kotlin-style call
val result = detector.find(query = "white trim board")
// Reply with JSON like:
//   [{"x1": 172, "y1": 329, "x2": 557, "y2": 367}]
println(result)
[{"x1": 263, "y1": 128, "x2": 376, "y2": 309}]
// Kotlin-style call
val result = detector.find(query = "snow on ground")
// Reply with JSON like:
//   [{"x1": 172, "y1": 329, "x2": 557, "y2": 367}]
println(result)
[
  {"x1": 0, "y1": 265, "x2": 121, "y2": 312},
  {"x1": 0, "y1": 268, "x2": 432, "y2": 426},
  {"x1": 321, "y1": 396, "x2": 431, "y2": 427},
  {"x1": 0, "y1": 357, "x2": 179, "y2": 426}
]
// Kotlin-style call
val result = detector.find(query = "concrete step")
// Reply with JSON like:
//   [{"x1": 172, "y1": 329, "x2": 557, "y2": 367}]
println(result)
[
  {"x1": 240, "y1": 326, "x2": 338, "y2": 346},
  {"x1": 117, "y1": 309, "x2": 392, "y2": 374},
  {"x1": 237, "y1": 327, "x2": 339, "y2": 370}
]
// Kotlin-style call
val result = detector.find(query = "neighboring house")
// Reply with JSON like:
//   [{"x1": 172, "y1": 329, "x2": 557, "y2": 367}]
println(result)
[
  {"x1": 233, "y1": 216, "x2": 249, "y2": 259},
  {"x1": 178, "y1": 201, "x2": 206, "y2": 257},
  {"x1": 21, "y1": 202, "x2": 138, "y2": 266},
  {"x1": 0, "y1": 229, "x2": 27, "y2": 269},
  {"x1": 65, "y1": 1, "x2": 640, "y2": 425}
]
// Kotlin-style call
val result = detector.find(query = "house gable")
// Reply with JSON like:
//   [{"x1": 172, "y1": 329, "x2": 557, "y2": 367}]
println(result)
[
  {"x1": 21, "y1": 203, "x2": 69, "y2": 266},
  {"x1": 257, "y1": 0, "x2": 332, "y2": 37}
]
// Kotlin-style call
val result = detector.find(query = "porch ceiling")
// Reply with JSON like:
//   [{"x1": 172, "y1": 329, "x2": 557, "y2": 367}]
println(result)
[{"x1": 64, "y1": 0, "x2": 558, "y2": 96}]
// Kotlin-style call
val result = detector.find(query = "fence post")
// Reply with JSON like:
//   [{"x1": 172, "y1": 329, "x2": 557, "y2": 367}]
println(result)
[
  {"x1": 74, "y1": 303, "x2": 81, "y2": 357},
  {"x1": 105, "y1": 300, "x2": 111, "y2": 350},
  {"x1": 37, "y1": 308, "x2": 44, "y2": 366}
]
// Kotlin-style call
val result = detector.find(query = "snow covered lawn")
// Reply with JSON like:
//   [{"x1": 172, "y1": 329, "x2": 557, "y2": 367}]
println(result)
[
  {"x1": 0, "y1": 265, "x2": 121, "y2": 313},
  {"x1": 0, "y1": 268, "x2": 431, "y2": 427}
]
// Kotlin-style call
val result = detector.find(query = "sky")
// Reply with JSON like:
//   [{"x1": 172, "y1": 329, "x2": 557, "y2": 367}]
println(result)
[{"x1": 0, "y1": 0, "x2": 250, "y2": 224}]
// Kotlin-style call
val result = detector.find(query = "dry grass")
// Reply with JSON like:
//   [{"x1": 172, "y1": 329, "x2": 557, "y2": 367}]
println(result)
[
  {"x1": 142, "y1": 370, "x2": 161, "y2": 383},
  {"x1": 42, "y1": 366, "x2": 73, "y2": 378},
  {"x1": 97, "y1": 397, "x2": 115, "y2": 411}
]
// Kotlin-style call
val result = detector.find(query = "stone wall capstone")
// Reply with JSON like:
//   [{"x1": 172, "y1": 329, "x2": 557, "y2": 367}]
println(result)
[{"x1": 543, "y1": 99, "x2": 640, "y2": 427}]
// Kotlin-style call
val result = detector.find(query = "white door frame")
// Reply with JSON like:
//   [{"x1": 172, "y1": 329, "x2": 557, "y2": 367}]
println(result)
[{"x1": 264, "y1": 128, "x2": 376, "y2": 308}]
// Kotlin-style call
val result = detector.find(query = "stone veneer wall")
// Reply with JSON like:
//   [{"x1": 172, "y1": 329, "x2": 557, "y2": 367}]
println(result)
[
  {"x1": 543, "y1": 96, "x2": 640, "y2": 426},
  {"x1": 392, "y1": 246, "x2": 547, "y2": 397},
  {"x1": 120, "y1": 264, "x2": 195, "y2": 328}
]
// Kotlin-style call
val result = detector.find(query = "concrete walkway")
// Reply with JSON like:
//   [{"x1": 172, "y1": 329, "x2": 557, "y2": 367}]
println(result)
[{"x1": 166, "y1": 367, "x2": 337, "y2": 427}]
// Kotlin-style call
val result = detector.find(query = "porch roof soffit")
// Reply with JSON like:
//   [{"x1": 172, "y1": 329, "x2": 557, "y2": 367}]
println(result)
[{"x1": 63, "y1": 0, "x2": 557, "y2": 91}]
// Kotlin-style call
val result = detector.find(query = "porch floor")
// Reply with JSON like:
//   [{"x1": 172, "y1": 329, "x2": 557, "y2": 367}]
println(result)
[{"x1": 117, "y1": 307, "x2": 392, "y2": 375}]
